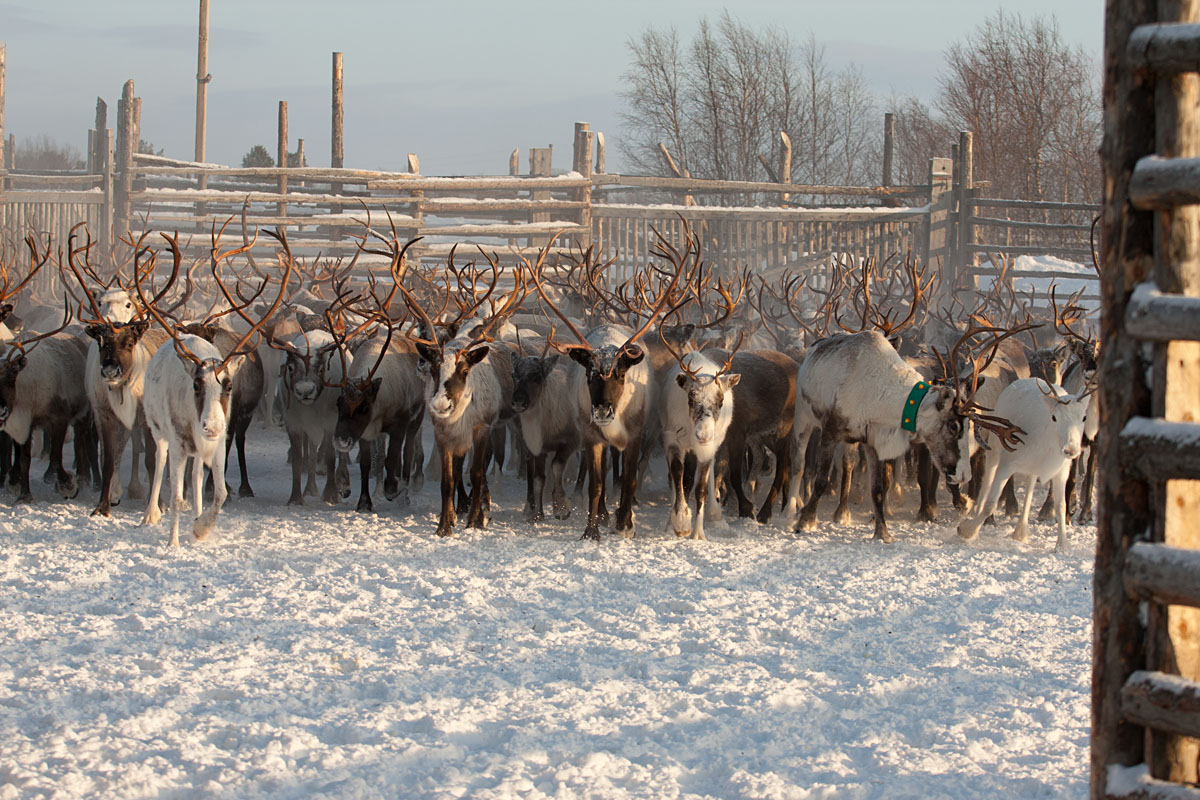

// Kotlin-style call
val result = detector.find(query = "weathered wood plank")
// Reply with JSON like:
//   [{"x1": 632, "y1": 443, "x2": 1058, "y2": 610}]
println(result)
[
  {"x1": 970, "y1": 215, "x2": 1091, "y2": 233},
  {"x1": 1130, "y1": 155, "x2": 1200, "y2": 209},
  {"x1": 965, "y1": 243, "x2": 1093, "y2": 258},
  {"x1": 1121, "y1": 417, "x2": 1200, "y2": 481},
  {"x1": 590, "y1": 173, "x2": 926, "y2": 197},
  {"x1": 1125, "y1": 544, "x2": 1200, "y2": 608},
  {"x1": 970, "y1": 197, "x2": 1101, "y2": 212},
  {"x1": 1, "y1": 192, "x2": 105, "y2": 204},
  {"x1": 1128, "y1": 282, "x2": 1200, "y2": 340},
  {"x1": 1128, "y1": 22, "x2": 1200, "y2": 72}
]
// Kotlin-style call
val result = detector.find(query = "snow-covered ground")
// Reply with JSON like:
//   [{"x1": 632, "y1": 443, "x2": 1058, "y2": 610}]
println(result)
[{"x1": 0, "y1": 424, "x2": 1093, "y2": 799}]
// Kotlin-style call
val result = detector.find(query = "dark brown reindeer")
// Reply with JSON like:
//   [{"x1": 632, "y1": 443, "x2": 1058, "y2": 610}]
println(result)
[{"x1": 533, "y1": 226, "x2": 693, "y2": 540}]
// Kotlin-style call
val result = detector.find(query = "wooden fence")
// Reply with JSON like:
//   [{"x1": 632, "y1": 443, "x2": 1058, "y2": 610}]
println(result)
[{"x1": 0, "y1": 81, "x2": 1099, "y2": 300}]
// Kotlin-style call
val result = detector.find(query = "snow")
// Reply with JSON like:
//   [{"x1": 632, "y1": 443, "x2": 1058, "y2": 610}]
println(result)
[{"x1": 0, "y1": 425, "x2": 1094, "y2": 799}]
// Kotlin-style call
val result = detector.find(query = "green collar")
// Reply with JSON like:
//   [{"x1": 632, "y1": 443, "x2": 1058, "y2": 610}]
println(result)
[{"x1": 901, "y1": 381, "x2": 931, "y2": 433}]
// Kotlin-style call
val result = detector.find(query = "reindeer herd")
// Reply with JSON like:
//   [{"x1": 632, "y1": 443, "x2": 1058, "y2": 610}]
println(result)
[{"x1": 0, "y1": 216, "x2": 1099, "y2": 551}]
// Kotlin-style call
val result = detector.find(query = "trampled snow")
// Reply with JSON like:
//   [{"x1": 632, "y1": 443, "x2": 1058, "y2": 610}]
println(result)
[{"x1": 0, "y1": 425, "x2": 1093, "y2": 799}]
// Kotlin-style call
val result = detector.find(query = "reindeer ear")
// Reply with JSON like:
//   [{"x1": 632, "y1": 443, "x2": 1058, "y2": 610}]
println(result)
[
  {"x1": 13, "y1": 355, "x2": 27, "y2": 372},
  {"x1": 542, "y1": 354, "x2": 560, "y2": 373},
  {"x1": 675, "y1": 372, "x2": 689, "y2": 389},
  {"x1": 563, "y1": 345, "x2": 593, "y2": 369},
  {"x1": 415, "y1": 342, "x2": 440, "y2": 365},
  {"x1": 127, "y1": 321, "x2": 150, "y2": 341},
  {"x1": 368, "y1": 377, "x2": 383, "y2": 398},
  {"x1": 721, "y1": 373, "x2": 741, "y2": 390},
  {"x1": 85, "y1": 324, "x2": 106, "y2": 341},
  {"x1": 463, "y1": 346, "x2": 490, "y2": 367}
]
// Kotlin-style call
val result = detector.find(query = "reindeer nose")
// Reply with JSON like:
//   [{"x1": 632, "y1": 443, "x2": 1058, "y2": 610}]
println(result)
[
  {"x1": 101, "y1": 365, "x2": 122, "y2": 380},
  {"x1": 334, "y1": 436, "x2": 355, "y2": 453},
  {"x1": 1065, "y1": 443, "x2": 1081, "y2": 458}
]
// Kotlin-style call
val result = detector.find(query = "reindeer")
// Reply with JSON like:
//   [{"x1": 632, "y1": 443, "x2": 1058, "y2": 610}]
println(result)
[
  {"x1": 510, "y1": 331, "x2": 581, "y2": 522},
  {"x1": 329, "y1": 235, "x2": 426, "y2": 514},
  {"x1": 67, "y1": 230, "x2": 171, "y2": 515},
  {"x1": 658, "y1": 337, "x2": 741, "y2": 540},
  {"x1": 788, "y1": 323, "x2": 1024, "y2": 542},
  {"x1": 136, "y1": 230, "x2": 291, "y2": 546},
  {"x1": 399, "y1": 244, "x2": 522, "y2": 537},
  {"x1": 958, "y1": 378, "x2": 1091, "y2": 552},
  {"x1": 0, "y1": 303, "x2": 91, "y2": 503},
  {"x1": 533, "y1": 227, "x2": 691, "y2": 540}
]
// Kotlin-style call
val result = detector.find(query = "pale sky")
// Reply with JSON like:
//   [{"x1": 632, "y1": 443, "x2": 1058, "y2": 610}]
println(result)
[{"x1": 2, "y1": 1, "x2": 1103, "y2": 176}]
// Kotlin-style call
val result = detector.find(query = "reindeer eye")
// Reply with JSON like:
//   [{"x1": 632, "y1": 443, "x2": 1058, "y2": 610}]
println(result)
[
  {"x1": 1052, "y1": 414, "x2": 1057, "y2": 422},
  {"x1": 948, "y1": 420, "x2": 960, "y2": 435}
]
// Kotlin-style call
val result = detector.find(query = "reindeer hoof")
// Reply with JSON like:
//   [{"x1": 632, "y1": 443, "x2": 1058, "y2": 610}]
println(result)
[
  {"x1": 917, "y1": 505, "x2": 937, "y2": 523},
  {"x1": 581, "y1": 525, "x2": 601, "y2": 541},
  {"x1": 383, "y1": 478, "x2": 400, "y2": 500},
  {"x1": 356, "y1": 497, "x2": 374, "y2": 514},
  {"x1": 239, "y1": 485, "x2": 255, "y2": 499},
  {"x1": 57, "y1": 474, "x2": 79, "y2": 500},
  {"x1": 874, "y1": 527, "x2": 893, "y2": 543},
  {"x1": 832, "y1": 506, "x2": 852, "y2": 526},
  {"x1": 553, "y1": 499, "x2": 570, "y2": 520},
  {"x1": 126, "y1": 483, "x2": 145, "y2": 501},
  {"x1": 287, "y1": 494, "x2": 305, "y2": 507},
  {"x1": 436, "y1": 525, "x2": 454, "y2": 538},
  {"x1": 13, "y1": 492, "x2": 31, "y2": 505}
]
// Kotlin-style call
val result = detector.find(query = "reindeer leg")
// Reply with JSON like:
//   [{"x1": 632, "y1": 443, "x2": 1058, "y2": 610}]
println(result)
[
  {"x1": 596, "y1": 447, "x2": 610, "y2": 526},
  {"x1": 615, "y1": 443, "x2": 640, "y2": 539},
  {"x1": 454, "y1": 453, "x2": 470, "y2": 514},
  {"x1": 667, "y1": 450, "x2": 690, "y2": 537},
  {"x1": 195, "y1": 449, "x2": 227, "y2": 542},
  {"x1": 286, "y1": 429, "x2": 305, "y2": 506},
  {"x1": 436, "y1": 443, "x2": 457, "y2": 538},
  {"x1": 126, "y1": 415, "x2": 147, "y2": 501},
  {"x1": 795, "y1": 430, "x2": 834, "y2": 533},
  {"x1": 692, "y1": 460, "x2": 711, "y2": 541},
  {"x1": 727, "y1": 430, "x2": 756, "y2": 518},
  {"x1": 1011, "y1": 473, "x2": 1037, "y2": 544},
  {"x1": 467, "y1": 430, "x2": 492, "y2": 529},
  {"x1": 401, "y1": 412, "x2": 423, "y2": 495},
  {"x1": 12, "y1": 438, "x2": 32, "y2": 504},
  {"x1": 355, "y1": 440, "x2": 374, "y2": 513},
  {"x1": 1053, "y1": 464, "x2": 1071, "y2": 552},
  {"x1": 832, "y1": 445, "x2": 854, "y2": 526},
  {"x1": 49, "y1": 423, "x2": 76, "y2": 499},
  {"x1": 192, "y1": 453, "x2": 205, "y2": 519},
  {"x1": 527, "y1": 452, "x2": 547, "y2": 522},
  {"x1": 383, "y1": 425, "x2": 405, "y2": 503},
  {"x1": 916, "y1": 444, "x2": 938, "y2": 523},
  {"x1": 551, "y1": 446, "x2": 570, "y2": 519},
  {"x1": 583, "y1": 443, "x2": 604, "y2": 540},
  {"x1": 141, "y1": 436, "x2": 168, "y2": 527},
  {"x1": 865, "y1": 447, "x2": 894, "y2": 543},
  {"x1": 1077, "y1": 443, "x2": 1097, "y2": 523},
  {"x1": 757, "y1": 435, "x2": 790, "y2": 524},
  {"x1": 320, "y1": 433, "x2": 340, "y2": 505},
  {"x1": 235, "y1": 418, "x2": 253, "y2": 498},
  {"x1": 92, "y1": 421, "x2": 128, "y2": 516},
  {"x1": 167, "y1": 449, "x2": 186, "y2": 547}
]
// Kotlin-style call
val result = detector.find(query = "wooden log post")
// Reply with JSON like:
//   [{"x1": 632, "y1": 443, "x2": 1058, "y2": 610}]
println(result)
[
  {"x1": 1091, "y1": 0, "x2": 1158, "y2": 796},
  {"x1": 295, "y1": 137, "x2": 305, "y2": 188},
  {"x1": 330, "y1": 52, "x2": 345, "y2": 240},
  {"x1": 780, "y1": 131, "x2": 793, "y2": 206},
  {"x1": 114, "y1": 80, "x2": 135, "y2": 241},
  {"x1": 277, "y1": 100, "x2": 288, "y2": 218},
  {"x1": 407, "y1": 153, "x2": 422, "y2": 230},
  {"x1": 195, "y1": 0, "x2": 210, "y2": 203},
  {"x1": 573, "y1": 121, "x2": 593, "y2": 250},
  {"x1": 883, "y1": 112, "x2": 895, "y2": 187},
  {"x1": 924, "y1": 156, "x2": 953, "y2": 279},
  {"x1": 957, "y1": 130, "x2": 975, "y2": 276},
  {"x1": 101, "y1": 128, "x2": 113, "y2": 252},
  {"x1": 0, "y1": 41, "x2": 6, "y2": 177},
  {"x1": 595, "y1": 131, "x2": 605, "y2": 174},
  {"x1": 1147, "y1": 0, "x2": 1200, "y2": 784},
  {"x1": 528, "y1": 145, "x2": 552, "y2": 249}
]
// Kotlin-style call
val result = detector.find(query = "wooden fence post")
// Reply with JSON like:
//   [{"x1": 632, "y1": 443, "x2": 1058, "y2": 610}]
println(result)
[
  {"x1": 295, "y1": 137, "x2": 305, "y2": 188},
  {"x1": 277, "y1": 100, "x2": 288, "y2": 218},
  {"x1": 330, "y1": 52, "x2": 344, "y2": 238},
  {"x1": 101, "y1": 128, "x2": 113, "y2": 252},
  {"x1": 573, "y1": 121, "x2": 593, "y2": 250},
  {"x1": 957, "y1": 130, "x2": 974, "y2": 275},
  {"x1": 1091, "y1": 0, "x2": 1156, "y2": 793},
  {"x1": 924, "y1": 156, "x2": 953, "y2": 278},
  {"x1": 0, "y1": 42, "x2": 6, "y2": 181},
  {"x1": 882, "y1": 113, "x2": 894, "y2": 187},
  {"x1": 595, "y1": 131, "x2": 605, "y2": 174},
  {"x1": 780, "y1": 131, "x2": 793, "y2": 206},
  {"x1": 114, "y1": 80, "x2": 135, "y2": 241},
  {"x1": 529, "y1": 145, "x2": 552, "y2": 249}
]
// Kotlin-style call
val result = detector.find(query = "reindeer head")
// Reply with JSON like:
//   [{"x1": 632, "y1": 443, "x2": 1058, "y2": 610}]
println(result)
[
  {"x1": 99, "y1": 288, "x2": 138, "y2": 324},
  {"x1": 418, "y1": 338, "x2": 491, "y2": 422},
  {"x1": 180, "y1": 339, "x2": 240, "y2": 442},
  {"x1": 0, "y1": 352, "x2": 27, "y2": 426},
  {"x1": 85, "y1": 320, "x2": 150, "y2": 385},
  {"x1": 564, "y1": 342, "x2": 646, "y2": 428},
  {"x1": 675, "y1": 362, "x2": 739, "y2": 446},
  {"x1": 272, "y1": 328, "x2": 340, "y2": 406},
  {"x1": 511, "y1": 352, "x2": 559, "y2": 414}
]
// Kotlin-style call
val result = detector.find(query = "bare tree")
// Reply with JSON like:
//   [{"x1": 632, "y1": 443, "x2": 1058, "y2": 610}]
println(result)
[
  {"x1": 14, "y1": 136, "x2": 85, "y2": 171},
  {"x1": 887, "y1": 94, "x2": 954, "y2": 187},
  {"x1": 936, "y1": 12, "x2": 1100, "y2": 203},
  {"x1": 619, "y1": 14, "x2": 880, "y2": 199}
]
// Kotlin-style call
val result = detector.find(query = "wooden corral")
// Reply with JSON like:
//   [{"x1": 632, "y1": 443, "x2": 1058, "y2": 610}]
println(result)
[{"x1": 1092, "y1": 1, "x2": 1200, "y2": 798}]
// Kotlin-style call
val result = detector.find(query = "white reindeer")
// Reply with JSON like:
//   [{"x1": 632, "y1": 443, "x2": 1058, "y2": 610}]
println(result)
[
  {"x1": 957, "y1": 377, "x2": 1089, "y2": 552},
  {"x1": 659, "y1": 347, "x2": 740, "y2": 540}
]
